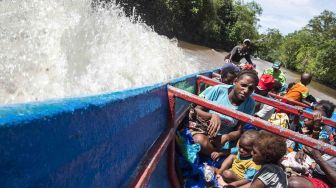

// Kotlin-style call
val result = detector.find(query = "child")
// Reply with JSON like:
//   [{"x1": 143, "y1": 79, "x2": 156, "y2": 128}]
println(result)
[
  {"x1": 291, "y1": 109, "x2": 326, "y2": 139},
  {"x1": 283, "y1": 112, "x2": 322, "y2": 171},
  {"x1": 254, "y1": 74, "x2": 275, "y2": 111},
  {"x1": 216, "y1": 130, "x2": 261, "y2": 187},
  {"x1": 284, "y1": 73, "x2": 312, "y2": 104},
  {"x1": 314, "y1": 100, "x2": 336, "y2": 141},
  {"x1": 255, "y1": 80, "x2": 283, "y2": 121},
  {"x1": 249, "y1": 131, "x2": 288, "y2": 188},
  {"x1": 219, "y1": 63, "x2": 241, "y2": 85}
]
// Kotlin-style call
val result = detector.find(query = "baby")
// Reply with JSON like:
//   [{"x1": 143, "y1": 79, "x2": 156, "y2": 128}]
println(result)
[
  {"x1": 216, "y1": 130, "x2": 260, "y2": 187},
  {"x1": 281, "y1": 151, "x2": 315, "y2": 176}
]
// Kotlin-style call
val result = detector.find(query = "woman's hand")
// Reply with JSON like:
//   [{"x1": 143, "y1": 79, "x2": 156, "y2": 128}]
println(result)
[
  {"x1": 211, "y1": 151, "x2": 226, "y2": 160},
  {"x1": 208, "y1": 114, "x2": 221, "y2": 137},
  {"x1": 294, "y1": 150, "x2": 306, "y2": 164},
  {"x1": 312, "y1": 111, "x2": 323, "y2": 123},
  {"x1": 223, "y1": 185, "x2": 236, "y2": 188},
  {"x1": 303, "y1": 146, "x2": 321, "y2": 160},
  {"x1": 311, "y1": 111, "x2": 323, "y2": 138},
  {"x1": 296, "y1": 106, "x2": 305, "y2": 114}
]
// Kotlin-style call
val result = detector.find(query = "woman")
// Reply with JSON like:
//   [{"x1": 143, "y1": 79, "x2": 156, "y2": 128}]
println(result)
[{"x1": 189, "y1": 70, "x2": 259, "y2": 160}]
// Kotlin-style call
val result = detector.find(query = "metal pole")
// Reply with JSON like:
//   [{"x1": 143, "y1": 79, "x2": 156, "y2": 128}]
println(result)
[
  {"x1": 168, "y1": 85, "x2": 336, "y2": 156},
  {"x1": 126, "y1": 129, "x2": 175, "y2": 188},
  {"x1": 212, "y1": 72, "x2": 221, "y2": 78},
  {"x1": 127, "y1": 91, "x2": 182, "y2": 188},
  {"x1": 167, "y1": 90, "x2": 181, "y2": 188},
  {"x1": 197, "y1": 75, "x2": 336, "y2": 128},
  {"x1": 268, "y1": 92, "x2": 310, "y2": 108},
  {"x1": 211, "y1": 73, "x2": 310, "y2": 108}
]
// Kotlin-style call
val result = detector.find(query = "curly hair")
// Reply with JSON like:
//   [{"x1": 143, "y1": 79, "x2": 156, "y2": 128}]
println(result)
[
  {"x1": 316, "y1": 100, "x2": 335, "y2": 118},
  {"x1": 220, "y1": 64, "x2": 240, "y2": 79},
  {"x1": 254, "y1": 131, "x2": 287, "y2": 164},
  {"x1": 237, "y1": 69, "x2": 259, "y2": 84},
  {"x1": 272, "y1": 80, "x2": 282, "y2": 93},
  {"x1": 241, "y1": 129, "x2": 260, "y2": 143}
]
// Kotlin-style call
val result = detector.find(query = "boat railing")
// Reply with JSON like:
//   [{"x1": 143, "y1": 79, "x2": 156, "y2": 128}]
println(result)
[
  {"x1": 211, "y1": 72, "x2": 311, "y2": 108},
  {"x1": 127, "y1": 128, "x2": 177, "y2": 188},
  {"x1": 267, "y1": 92, "x2": 310, "y2": 108},
  {"x1": 212, "y1": 72, "x2": 221, "y2": 78},
  {"x1": 197, "y1": 75, "x2": 336, "y2": 128},
  {"x1": 128, "y1": 81, "x2": 336, "y2": 188},
  {"x1": 168, "y1": 85, "x2": 336, "y2": 156},
  {"x1": 127, "y1": 89, "x2": 185, "y2": 188}
]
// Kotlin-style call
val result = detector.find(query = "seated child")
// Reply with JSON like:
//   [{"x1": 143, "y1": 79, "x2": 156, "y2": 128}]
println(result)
[
  {"x1": 284, "y1": 73, "x2": 312, "y2": 104},
  {"x1": 216, "y1": 130, "x2": 260, "y2": 187},
  {"x1": 249, "y1": 131, "x2": 288, "y2": 188},
  {"x1": 314, "y1": 100, "x2": 336, "y2": 140},
  {"x1": 219, "y1": 63, "x2": 241, "y2": 85},
  {"x1": 287, "y1": 109, "x2": 327, "y2": 152},
  {"x1": 254, "y1": 80, "x2": 282, "y2": 121}
]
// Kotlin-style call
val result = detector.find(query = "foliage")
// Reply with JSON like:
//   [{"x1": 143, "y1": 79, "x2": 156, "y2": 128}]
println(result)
[
  {"x1": 109, "y1": 0, "x2": 335, "y2": 87},
  {"x1": 113, "y1": 0, "x2": 261, "y2": 50},
  {"x1": 228, "y1": 1, "x2": 261, "y2": 43},
  {"x1": 254, "y1": 29, "x2": 283, "y2": 62},
  {"x1": 256, "y1": 10, "x2": 336, "y2": 88}
]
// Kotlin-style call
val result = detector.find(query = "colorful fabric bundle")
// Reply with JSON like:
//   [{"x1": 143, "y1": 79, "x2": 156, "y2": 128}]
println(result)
[{"x1": 268, "y1": 112, "x2": 290, "y2": 129}]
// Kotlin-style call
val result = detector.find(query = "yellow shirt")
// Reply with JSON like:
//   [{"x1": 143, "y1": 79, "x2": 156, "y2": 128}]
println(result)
[{"x1": 231, "y1": 154, "x2": 261, "y2": 180}]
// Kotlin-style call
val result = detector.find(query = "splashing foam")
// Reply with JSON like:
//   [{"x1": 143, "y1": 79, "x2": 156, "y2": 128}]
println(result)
[{"x1": 0, "y1": 0, "x2": 199, "y2": 105}]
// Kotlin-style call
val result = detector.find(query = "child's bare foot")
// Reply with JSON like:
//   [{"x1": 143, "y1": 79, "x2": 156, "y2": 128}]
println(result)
[
  {"x1": 211, "y1": 151, "x2": 225, "y2": 160},
  {"x1": 216, "y1": 174, "x2": 227, "y2": 187}
]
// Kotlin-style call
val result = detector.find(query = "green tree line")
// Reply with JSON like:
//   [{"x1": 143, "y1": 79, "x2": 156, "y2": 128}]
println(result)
[
  {"x1": 256, "y1": 10, "x2": 336, "y2": 88},
  {"x1": 105, "y1": 0, "x2": 335, "y2": 87},
  {"x1": 113, "y1": 0, "x2": 261, "y2": 50}
]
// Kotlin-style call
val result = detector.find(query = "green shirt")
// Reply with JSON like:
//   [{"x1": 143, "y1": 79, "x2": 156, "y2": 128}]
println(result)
[{"x1": 263, "y1": 68, "x2": 286, "y2": 86}]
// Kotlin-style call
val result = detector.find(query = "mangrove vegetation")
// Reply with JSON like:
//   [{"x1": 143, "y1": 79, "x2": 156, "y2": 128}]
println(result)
[{"x1": 113, "y1": 0, "x2": 336, "y2": 88}]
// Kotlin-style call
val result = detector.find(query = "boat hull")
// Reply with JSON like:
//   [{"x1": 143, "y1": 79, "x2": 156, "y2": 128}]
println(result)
[{"x1": 0, "y1": 69, "x2": 215, "y2": 188}]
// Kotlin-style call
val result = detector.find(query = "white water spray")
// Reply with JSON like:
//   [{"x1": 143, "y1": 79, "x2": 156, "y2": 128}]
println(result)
[{"x1": 0, "y1": 0, "x2": 199, "y2": 105}]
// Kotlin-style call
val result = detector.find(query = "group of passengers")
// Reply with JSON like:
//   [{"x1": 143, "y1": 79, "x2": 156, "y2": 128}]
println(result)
[{"x1": 184, "y1": 39, "x2": 336, "y2": 188}]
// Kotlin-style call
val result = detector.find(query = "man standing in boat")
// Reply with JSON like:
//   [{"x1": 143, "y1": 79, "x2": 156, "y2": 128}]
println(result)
[{"x1": 224, "y1": 39, "x2": 254, "y2": 65}]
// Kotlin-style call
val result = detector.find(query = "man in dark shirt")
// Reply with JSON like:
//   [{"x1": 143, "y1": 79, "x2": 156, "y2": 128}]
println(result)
[{"x1": 224, "y1": 39, "x2": 253, "y2": 65}]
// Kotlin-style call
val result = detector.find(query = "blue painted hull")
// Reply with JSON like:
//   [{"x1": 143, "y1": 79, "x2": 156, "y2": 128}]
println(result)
[{"x1": 0, "y1": 69, "x2": 216, "y2": 188}]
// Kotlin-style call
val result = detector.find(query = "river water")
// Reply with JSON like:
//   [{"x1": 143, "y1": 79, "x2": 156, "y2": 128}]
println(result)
[
  {"x1": 0, "y1": 0, "x2": 335, "y2": 106},
  {"x1": 179, "y1": 41, "x2": 336, "y2": 105},
  {"x1": 0, "y1": 0, "x2": 199, "y2": 105}
]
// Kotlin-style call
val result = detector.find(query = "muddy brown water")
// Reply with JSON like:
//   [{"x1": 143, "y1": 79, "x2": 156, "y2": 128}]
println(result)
[{"x1": 178, "y1": 41, "x2": 336, "y2": 105}]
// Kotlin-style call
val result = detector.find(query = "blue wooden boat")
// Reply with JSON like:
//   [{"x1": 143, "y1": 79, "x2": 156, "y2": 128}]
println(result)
[
  {"x1": 0, "y1": 68, "x2": 216, "y2": 188},
  {"x1": 1, "y1": 68, "x2": 335, "y2": 188}
]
